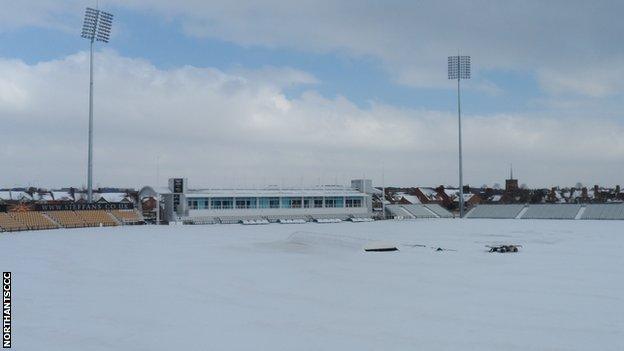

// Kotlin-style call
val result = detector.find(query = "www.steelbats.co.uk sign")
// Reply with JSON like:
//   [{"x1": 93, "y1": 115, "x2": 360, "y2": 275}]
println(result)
[{"x1": 35, "y1": 202, "x2": 134, "y2": 211}]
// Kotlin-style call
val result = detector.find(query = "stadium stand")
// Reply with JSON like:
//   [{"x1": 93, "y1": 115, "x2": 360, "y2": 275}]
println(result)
[
  {"x1": 11, "y1": 212, "x2": 59, "y2": 230},
  {"x1": 76, "y1": 210, "x2": 118, "y2": 227},
  {"x1": 402, "y1": 204, "x2": 438, "y2": 218},
  {"x1": 424, "y1": 204, "x2": 454, "y2": 218},
  {"x1": 466, "y1": 204, "x2": 526, "y2": 219},
  {"x1": 580, "y1": 204, "x2": 624, "y2": 220},
  {"x1": 386, "y1": 204, "x2": 453, "y2": 219},
  {"x1": 0, "y1": 213, "x2": 28, "y2": 232},
  {"x1": 521, "y1": 204, "x2": 582, "y2": 220},
  {"x1": 46, "y1": 211, "x2": 87, "y2": 228},
  {"x1": 110, "y1": 209, "x2": 143, "y2": 224},
  {"x1": 385, "y1": 205, "x2": 415, "y2": 219}
]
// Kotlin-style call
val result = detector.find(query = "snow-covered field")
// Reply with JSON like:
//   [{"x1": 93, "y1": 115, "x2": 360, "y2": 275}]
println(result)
[{"x1": 2, "y1": 219, "x2": 623, "y2": 351}]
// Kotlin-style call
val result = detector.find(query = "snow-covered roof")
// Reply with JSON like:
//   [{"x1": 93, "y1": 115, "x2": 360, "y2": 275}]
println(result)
[
  {"x1": 418, "y1": 187, "x2": 437, "y2": 196},
  {"x1": 396, "y1": 193, "x2": 421, "y2": 204},
  {"x1": 183, "y1": 186, "x2": 367, "y2": 198},
  {"x1": 35, "y1": 193, "x2": 54, "y2": 201},
  {"x1": 417, "y1": 187, "x2": 439, "y2": 200},
  {"x1": 52, "y1": 191, "x2": 74, "y2": 201},
  {"x1": 453, "y1": 193, "x2": 474, "y2": 203},
  {"x1": 444, "y1": 188, "x2": 459, "y2": 198},
  {"x1": 96, "y1": 193, "x2": 130, "y2": 202},
  {"x1": 73, "y1": 192, "x2": 88, "y2": 201},
  {"x1": 0, "y1": 191, "x2": 32, "y2": 201}
]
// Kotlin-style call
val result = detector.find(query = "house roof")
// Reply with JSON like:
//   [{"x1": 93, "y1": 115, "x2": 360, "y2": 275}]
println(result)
[
  {"x1": 52, "y1": 191, "x2": 74, "y2": 201},
  {"x1": 417, "y1": 187, "x2": 439, "y2": 200},
  {"x1": 396, "y1": 193, "x2": 421, "y2": 204},
  {"x1": 96, "y1": 193, "x2": 130, "y2": 203},
  {"x1": 0, "y1": 191, "x2": 32, "y2": 201}
]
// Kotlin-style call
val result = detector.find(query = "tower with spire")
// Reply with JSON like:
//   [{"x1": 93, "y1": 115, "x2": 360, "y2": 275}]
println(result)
[{"x1": 505, "y1": 164, "x2": 519, "y2": 192}]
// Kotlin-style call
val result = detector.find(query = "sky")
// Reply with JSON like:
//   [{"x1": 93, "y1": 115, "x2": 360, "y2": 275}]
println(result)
[{"x1": 1, "y1": 0, "x2": 623, "y2": 189}]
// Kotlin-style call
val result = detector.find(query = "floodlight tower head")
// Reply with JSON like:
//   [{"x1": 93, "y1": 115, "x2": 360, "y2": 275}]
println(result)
[
  {"x1": 448, "y1": 55, "x2": 471, "y2": 80},
  {"x1": 81, "y1": 7, "x2": 114, "y2": 43}
]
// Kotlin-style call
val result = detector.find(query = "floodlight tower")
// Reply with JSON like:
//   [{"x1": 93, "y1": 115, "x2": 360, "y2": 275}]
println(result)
[
  {"x1": 81, "y1": 6, "x2": 113, "y2": 202},
  {"x1": 448, "y1": 55, "x2": 471, "y2": 218}
]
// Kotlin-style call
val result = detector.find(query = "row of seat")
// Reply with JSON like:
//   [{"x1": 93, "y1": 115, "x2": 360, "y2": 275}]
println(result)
[
  {"x1": 110, "y1": 209, "x2": 143, "y2": 224},
  {"x1": 12, "y1": 211, "x2": 59, "y2": 230},
  {"x1": 385, "y1": 204, "x2": 454, "y2": 219},
  {"x1": 466, "y1": 204, "x2": 624, "y2": 220},
  {"x1": 466, "y1": 204, "x2": 527, "y2": 219},
  {"x1": 0, "y1": 210, "x2": 144, "y2": 232},
  {"x1": 0, "y1": 213, "x2": 29, "y2": 231},
  {"x1": 0, "y1": 212, "x2": 58, "y2": 231}
]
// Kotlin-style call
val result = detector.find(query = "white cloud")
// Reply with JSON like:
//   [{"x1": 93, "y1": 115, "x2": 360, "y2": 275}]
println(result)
[
  {"x1": 115, "y1": 0, "x2": 624, "y2": 96},
  {"x1": 5, "y1": 1, "x2": 624, "y2": 97},
  {"x1": 538, "y1": 60, "x2": 624, "y2": 97},
  {"x1": 1, "y1": 51, "x2": 623, "y2": 189},
  {"x1": 0, "y1": 0, "x2": 84, "y2": 32}
]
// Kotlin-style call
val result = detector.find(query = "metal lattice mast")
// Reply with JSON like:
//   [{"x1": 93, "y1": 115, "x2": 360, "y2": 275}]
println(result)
[
  {"x1": 81, "y1": 7, "x2": 113, "y2": 202},
  {"x1": 448, "y1": 55, "x2": 471, "y2": 218}
]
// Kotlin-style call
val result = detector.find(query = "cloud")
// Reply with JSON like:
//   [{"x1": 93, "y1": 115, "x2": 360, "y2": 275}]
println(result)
[
  {"x1": 117, "y1": 0, "x2": 624, "y2": 96},
  {"x1": 537, "y1": 60, "x2": 624, "y2": 97},
  {"x1": 5, "y1": 1, "x2": 624, "y2": 97},
  {"x1": 0, "y1": 0, "x2": 84, "y2": 33},
  {"x1": 1, "y1": 51, "x2": 623, "y2": 189}
]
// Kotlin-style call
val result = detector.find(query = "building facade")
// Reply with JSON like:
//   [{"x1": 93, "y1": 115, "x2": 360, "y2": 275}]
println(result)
[{"x1": 154, "y1": 178, "x2": 373, "y2": 223}]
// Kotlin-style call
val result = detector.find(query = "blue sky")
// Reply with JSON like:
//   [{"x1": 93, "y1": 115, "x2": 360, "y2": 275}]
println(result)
[
  {"x1": 0, "y1": 6, "x2": 544, "y2": 114},
  {"x1": 0, "y1": 1, "x2": 623, "y2": 188}
]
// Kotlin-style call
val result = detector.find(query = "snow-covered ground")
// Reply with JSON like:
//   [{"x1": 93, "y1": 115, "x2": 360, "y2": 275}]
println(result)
[{"x1": 2, "y1": 219, "x2": 623, "y2": 350}]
